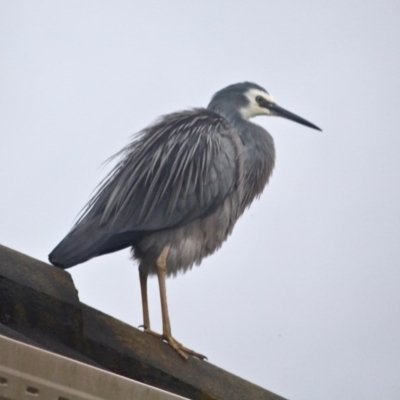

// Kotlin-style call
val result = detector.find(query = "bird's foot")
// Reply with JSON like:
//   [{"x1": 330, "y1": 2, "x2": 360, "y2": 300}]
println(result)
[
  {"x1": 162, "y1": 334, "x2": 207, "y2": 361},
  {"x1": 143, "y1": 328, "x2": 207, "y2": 360}
]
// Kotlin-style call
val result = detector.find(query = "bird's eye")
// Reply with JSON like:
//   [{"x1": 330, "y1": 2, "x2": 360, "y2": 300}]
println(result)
[{"x1": 255, "y1": 96, "x2": 264, "y2": 104}]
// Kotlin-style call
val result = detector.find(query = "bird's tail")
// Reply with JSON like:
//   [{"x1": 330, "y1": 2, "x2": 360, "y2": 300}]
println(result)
[
  {"x1": 49, "y1": 218, "x2": 137, "y2": 269},
  {"x1": 49, "y1": 218, "x2": 107, "y2": 269}
]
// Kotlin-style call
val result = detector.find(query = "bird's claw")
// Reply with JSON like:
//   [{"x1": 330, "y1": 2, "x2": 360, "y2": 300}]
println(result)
[
  {"x1": 143, "y1": 329, "x2": 207, "y2": 360},
  {"x1": 164, "y1": 335, "x2": 207, "y2": 360}
]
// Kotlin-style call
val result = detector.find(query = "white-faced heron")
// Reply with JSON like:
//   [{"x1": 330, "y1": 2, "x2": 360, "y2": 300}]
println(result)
[{"x1": 49, "y1": 82, "x2": 321, "y2": 360}]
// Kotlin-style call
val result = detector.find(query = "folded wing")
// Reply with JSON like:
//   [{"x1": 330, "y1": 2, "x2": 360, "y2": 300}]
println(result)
[{"x1": 49, "y1": 109, "x2": 240, "y2": 268}]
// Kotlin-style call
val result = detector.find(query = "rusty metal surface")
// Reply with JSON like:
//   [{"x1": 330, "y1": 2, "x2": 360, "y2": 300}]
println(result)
[{"x1": 0, "y1": 244, "x2": 287, "y2": 400}]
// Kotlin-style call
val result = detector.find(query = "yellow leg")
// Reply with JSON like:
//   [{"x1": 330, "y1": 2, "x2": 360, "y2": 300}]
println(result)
[
  {"x1": 144, "y1": 245, "x2": 207, "y2": 360},
  {"x1": 139, "y1": 268, "x2": 150, "y2": 330},
  {"x1": 156, "y1": 246, "x2": 172, "y2": 336},
  {"x1": 139, "y1": 268, "x2": 162, "y2": 339}
]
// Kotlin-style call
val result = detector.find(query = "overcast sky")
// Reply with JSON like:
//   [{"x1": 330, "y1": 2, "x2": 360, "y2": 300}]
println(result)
[{"x1": 1, "y1": 2, "x2": 400, "y2": 399}]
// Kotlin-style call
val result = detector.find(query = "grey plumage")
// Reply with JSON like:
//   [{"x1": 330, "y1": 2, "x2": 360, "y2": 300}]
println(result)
[
  {"x1": 50, "y1": 109, "x2": 241, "y2": 274},
  {"x1": 49, "y1": 81, "x2": 320, "y2": 359}
]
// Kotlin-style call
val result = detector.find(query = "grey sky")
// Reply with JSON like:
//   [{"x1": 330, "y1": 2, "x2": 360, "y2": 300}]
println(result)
[{"x1": 1, "y1": 1, "x2": 400, "y2": 399}]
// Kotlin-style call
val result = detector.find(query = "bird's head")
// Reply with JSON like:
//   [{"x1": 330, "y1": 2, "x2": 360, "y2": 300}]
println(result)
[{"x1": 209, "y1": 82, "x2": 321, "y2": 131}]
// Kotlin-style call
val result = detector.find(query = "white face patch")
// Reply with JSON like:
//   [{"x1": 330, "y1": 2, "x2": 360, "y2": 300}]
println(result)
[{"x1": 240, "y1": 88, "x2": 276, "y2": 119}]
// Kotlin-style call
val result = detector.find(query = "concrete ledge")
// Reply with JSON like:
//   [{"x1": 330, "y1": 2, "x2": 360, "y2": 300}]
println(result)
[{"x1": 0, "y1": 244, "x2": 287, "y2": 400}]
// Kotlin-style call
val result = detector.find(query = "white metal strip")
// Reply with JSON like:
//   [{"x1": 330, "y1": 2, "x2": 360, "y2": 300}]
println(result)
[{"x1": 0, "y1": 334, "x2": 188, "y2": 400}]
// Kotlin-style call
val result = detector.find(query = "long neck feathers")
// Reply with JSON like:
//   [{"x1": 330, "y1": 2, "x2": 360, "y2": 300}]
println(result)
[
  {"x1": 208, "y1": 102, "x2": 276, "y2": 209},
  {"x1": 233, "y1": 117, "x2": 276, "y2": 208}
]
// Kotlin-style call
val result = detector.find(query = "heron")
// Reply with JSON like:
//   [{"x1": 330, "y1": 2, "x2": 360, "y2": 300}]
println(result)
[{"x1": 49, "y1": 82, "x2": 321, "y2": 360}]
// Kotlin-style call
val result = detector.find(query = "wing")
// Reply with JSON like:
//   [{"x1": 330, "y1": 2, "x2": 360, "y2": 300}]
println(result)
[{"x1": 79, "y1": 108, "x2": 241, "y2": 233}]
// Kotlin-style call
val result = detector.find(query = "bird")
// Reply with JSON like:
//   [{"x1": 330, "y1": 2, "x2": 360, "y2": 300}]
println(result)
[{"x1": 49, "y1": 82, "x2": 321, "y2": 360}]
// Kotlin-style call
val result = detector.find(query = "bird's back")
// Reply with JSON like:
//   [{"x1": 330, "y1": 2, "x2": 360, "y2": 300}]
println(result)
[{"x1": 49, "y1": 108, "x2": 243, "y2": 270}]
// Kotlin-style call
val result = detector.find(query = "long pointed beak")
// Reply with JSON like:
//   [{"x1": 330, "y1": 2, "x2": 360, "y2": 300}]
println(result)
[{"x1": 269, "y1": 103, "x2": 322, "y2": 131}]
